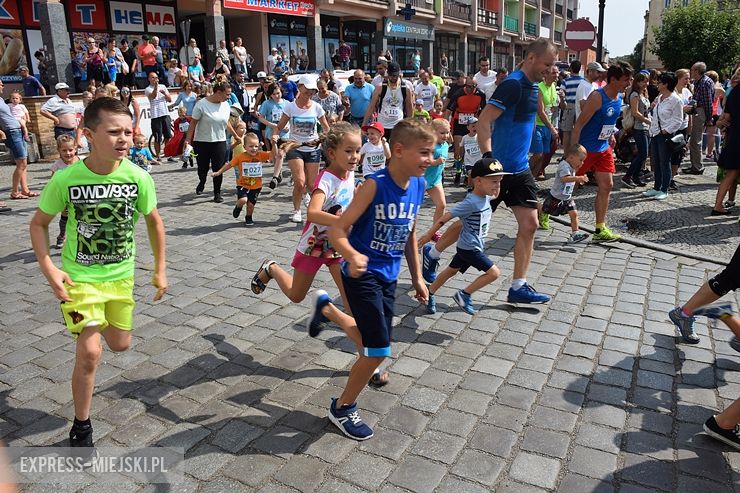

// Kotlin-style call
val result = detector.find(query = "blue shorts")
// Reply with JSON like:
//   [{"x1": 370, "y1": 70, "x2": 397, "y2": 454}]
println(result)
[
  {"x1": 286, "y1": 146, "x2": 322, "y2": 164},
  {"x1": 450, "y1": 248, "x2": 494, "y2": 274},
  {"x1": 530, "y1": 125, "x2": 551, "y2": 154},
  {"x1": 424, "y1": 164, "x2": 444, "y2": 189},
  {"x1": 5, "y1": 128, "x2": 27, "y2": 160},
  {"x1": 341, "y1": 269, "x2": 396, "y2": 357}
]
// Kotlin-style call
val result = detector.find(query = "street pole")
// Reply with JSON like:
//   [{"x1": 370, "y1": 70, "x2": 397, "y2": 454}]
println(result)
[{"x1": 596, "y1": 0, "x2": 605, "y2": 62}]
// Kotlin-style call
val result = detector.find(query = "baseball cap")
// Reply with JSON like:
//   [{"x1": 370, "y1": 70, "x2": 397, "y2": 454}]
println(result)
[
  {"x1": 17, "y1": 66, "x2": 28, "y2": 72},
  {"x1": 298, "y1": 74, "x2": 317, "y2": 90},
  {"x1": 415, "y1": 99, "x2": 424, "y2": 106},
  {"x1": 230, "y1": 102, "x2": 244, "y2": 117},
  {"x1": 471, "y1": 158, "x2": 509, "y2": 178},
  {"x1": 362, "y1": 121, "x2": 385, "y2": 134},
  {"x1": 55, "y1": 82, "x2": 70, "y2": 91},
  {"x1": 465, "y1": 116, "x2": 479, "y2": 124},
  {"x1": 587, "y1": 62, "x2": 606, "y2": 72},
  {"x1": 256, "y1": 71, "x2": 267, "y2": 79},
  {"x1": 387, "y1": 62, "x2": 401, "y2": 76}
]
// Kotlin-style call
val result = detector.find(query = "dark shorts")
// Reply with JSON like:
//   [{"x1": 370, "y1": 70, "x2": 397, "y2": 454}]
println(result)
[
  {"x1": 54, "y1": 126, "x2": 76, "y2": 139},
  {"x1": 530, "y1": 125, "x2": 552, "y2": 154},
  {"x1": 449, "y1": 248, "x2": 494, "y2": 274},
  {"x1": 151, "y1": 116, "x2": 172, "y2": 140},
  {"x1": 453, "y1": 122, "x2": 469, "y2": 136},
  {"x1": 384, "y1": 128, "x2": 394, "y2": 141},
  {"x1": 541, "y1": 192, "x2": 576, "y2": 216},
  {"x1": 286, "y1": 146, "x2": 322, "y2": 164},
  {"x1": 237, "y1": 186, "x2": 260, "y2": 204},
  {"x1": 709, "y1": 244, "x2": 740, "y2": 296},
  {"x1": 490, "y1": 169, "x2": 539, "y2": 211},
  {"x1": 341, "y1": 269, "x2": 396, "y2": 358}
]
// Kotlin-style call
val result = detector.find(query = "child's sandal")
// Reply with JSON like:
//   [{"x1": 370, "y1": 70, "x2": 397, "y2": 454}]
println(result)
[
  {"x1": 251, "y1": 259, "x2": 275, "y2": 294},
  {"x1": 368, "y1": 369, "x2": 390, "y2": 388}
]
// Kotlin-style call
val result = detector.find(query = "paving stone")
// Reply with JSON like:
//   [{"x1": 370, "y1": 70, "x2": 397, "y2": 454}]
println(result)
[
  {"x1": 388, "y1": 455, "x2": 447, "y2": 493},
  {"x1": 496, "y1": 385, "x2": 538, "y2": 411},
  {"x1": 381, "y1": 406, "x2": 429, "y2": 437},
  {"x1": 521, "y1": 427, "x2": 571, "y2": 458},
  {"x1": 531, "y1": 406, "x2": 579, "y2": 433},
  {"x1": 451, "y1": 450, "x2": 505, "y2": 487},
  {"x1": 557, "y1": 474, "x2": 615, "y2": 493},
  {"x1": 620, "y1": 453, "x2": 674, "y2": 491},
  {"x1": 412, "y1": 430, "x2": 466, "y2": 464},
  {"x1": 568, "y1": 446, "x2": 618, "y2": 480},
  {"x1": 222, "y1": 454, "x2": 286, "y2": 488},
  {"x1": 469, "y1": 424, "x2": 518, "y2": 457},
  {"x1": 429, "y1": 409, "x2": 478, "y2": 438},
  {"x1": 437, "y1": 476, "x2": 490, "y2": 493},
  {"x1": 273, "y1": 455, "x2": 328, "y2": 492},
  {"x1": 509, "y1": 451, "x2": 561, "y2": 490}
]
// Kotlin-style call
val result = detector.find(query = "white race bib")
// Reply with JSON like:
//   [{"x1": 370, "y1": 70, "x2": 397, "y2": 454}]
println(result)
[
  {"x1": 459, "y1": 113, "x2": 475, "y2": 124},
  {"x1": 383, "y1": 105, "x2": 402, "y2": 119},
  {"x1": 598, "y1": 124, "x2": 617, "y2": 140},
  {"x1": 241, "y1": 162, "x2": 263, "y2": 178},
  {"x1": 178, "y1": 122, "x2": 190, "y2": 133},
  {"x1": 562, "y1": 182, "x2": 575, "y2": 196}
]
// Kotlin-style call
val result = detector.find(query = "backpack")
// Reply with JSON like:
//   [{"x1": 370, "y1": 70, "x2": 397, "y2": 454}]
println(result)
[
  {"x1": 621, "y1": 91, "x2": 636, "y2": 131},
  {"x1": 378, "y1": 82, "x2": 409, "y2": 117}
]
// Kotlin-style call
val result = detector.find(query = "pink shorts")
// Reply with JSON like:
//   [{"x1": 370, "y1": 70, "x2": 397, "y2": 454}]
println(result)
[{"x1": 291, "y1": 251, "x2": 342, "y2": 274}]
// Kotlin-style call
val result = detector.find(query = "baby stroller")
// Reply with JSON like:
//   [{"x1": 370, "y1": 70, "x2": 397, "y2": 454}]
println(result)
[{"x1": 164, "y1": 114, "x2": 194, "y2": 168}]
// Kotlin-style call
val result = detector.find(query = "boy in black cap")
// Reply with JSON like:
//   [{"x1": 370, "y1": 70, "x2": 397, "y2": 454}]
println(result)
[{"x1": 418, "y1": 158, "x2": 508, "y2": 315}]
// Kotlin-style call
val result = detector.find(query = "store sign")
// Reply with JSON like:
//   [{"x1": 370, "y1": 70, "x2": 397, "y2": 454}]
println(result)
[
  {"x1": 322, "y1": 16, "x2": 339, "y2": 38},
  {"x1": 67, "y1": 0, "x2": 107, "y2": 30},
  {"x1": 495, "y1": 34, "x2": 512, "y2": 43},
  {"x1": 146, "y1": 4, "x2": 176, "y2": 33},
  {"x1": 223, "y1": 0, "x2": 316, "y2": 17},
  {"x1": 0, "y1": 0, "x2": 21, "y2": 26},
  {"x1": 383, "y1": 18, "x2": 433, "y2": 40},
  {"x1": 110, "y1": 1, "x2": 143, "y2": 31}
]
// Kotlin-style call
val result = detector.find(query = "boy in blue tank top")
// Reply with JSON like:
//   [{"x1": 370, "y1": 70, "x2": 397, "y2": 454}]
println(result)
[{"x1": 313, "y1": 119, "x2": 433, "y2": 440}]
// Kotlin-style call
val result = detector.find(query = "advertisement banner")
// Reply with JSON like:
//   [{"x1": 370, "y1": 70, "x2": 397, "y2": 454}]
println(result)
[
  {"x1": 0, "y1": 0, "x2": 21, "y2": 27},
  {"x1": 383, "y1": 18, "x2": 434, "y2": 41},
  {"x1": 0, "y1": 29, "x2": 30, "y2": 81},
  {"x1": 223, "y1": 0, "x2": 315, "y2": 17},
  {"x1": 67, "y1": 0, "x2": 108, "y2": 31},
  {"x1": 145, "y1": 4, "x2": 176, "y2": 34},
  {"x1": 21, "y1": 0, "x2": 41, "y2": 28},
  {"x1": 109, "y1": 1, "x2": 144, "y2": 32}
]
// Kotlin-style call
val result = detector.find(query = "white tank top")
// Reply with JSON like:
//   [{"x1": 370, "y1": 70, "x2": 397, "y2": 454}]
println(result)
[{"x1": 377, "y1": 84, "x2": 404, "y2": 129}]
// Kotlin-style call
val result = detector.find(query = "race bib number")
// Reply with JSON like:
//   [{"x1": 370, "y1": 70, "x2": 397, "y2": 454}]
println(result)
[
  {"x1": 383, "y1": 106, "x2": 402, "y2": 119},
  {"x1": 459, "y1": 113, "x2": 475, "y2": 124},
  {"x1": 598, "y1": 124, "x2": 617, "y2": 140},
  {"x1": 178, "y1": 122, "x2": 190, "y2": 133},
  {"x1": 480, "y1": 208, "x2": 491, "y2": 238},
  {"x1": 464, "y1": 142, "x2": 481, "y2": 159},
  {"x1": 271, "y1": 109, "x2": 282, "y2": 123},
  {"x1": 366, "y1": 152, "x2": 386, "y2": 165},
  {"x1": 242, "y1": 162, "x2": 263, "y2": 178},
  {"x1": 562, "y1": 182, "x2": 575, "y2": 196}
]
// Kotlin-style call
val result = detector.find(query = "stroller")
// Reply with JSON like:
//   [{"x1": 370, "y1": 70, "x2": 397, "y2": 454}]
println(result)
[{"x1": 164, "y1": 113, "x2": 194, "y2": 168}]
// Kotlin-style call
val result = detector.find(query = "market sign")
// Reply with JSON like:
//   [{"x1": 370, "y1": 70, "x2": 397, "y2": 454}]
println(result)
[
  {"x1": 383, "y1": 18, "x2": 433, "y2": 41},
  {"x1": 223, "y1": 0, "x2": 316, "y2": 17},
  {"x1": 109, "y1": 1, "x2": 143, "y2": 31},
  {"x1": 145, "y1": 4, "x2": 176, "y2": 33}
]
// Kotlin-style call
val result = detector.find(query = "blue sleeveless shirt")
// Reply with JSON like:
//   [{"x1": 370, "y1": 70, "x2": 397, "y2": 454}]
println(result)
[
  {"x1": 580, "y1": 88, "x2": 622, "y2": 153},
  {"x1": 347, "y1": 169, "x2": 425, "y2": 283}
]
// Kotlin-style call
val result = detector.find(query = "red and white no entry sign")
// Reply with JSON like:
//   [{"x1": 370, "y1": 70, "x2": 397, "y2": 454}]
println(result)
[{"x1": 564, "y1": 18, "x2": 596, "y2": 52}]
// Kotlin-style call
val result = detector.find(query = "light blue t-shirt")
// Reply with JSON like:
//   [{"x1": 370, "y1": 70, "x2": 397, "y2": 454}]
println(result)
[
  {"x1": 424, "y1": 141, "x2": 449, "y2": 188},
  {"x1": 174, "y1": 92, "x2": 197, "y2": 116},
  {"x1": 345, "y1": 83, "x2": 375, "y2": 118},
  {"x1": 259, "y1": 99, "x2": 289, "y2": 139},
  {"x1": 449, "y1": 193, "x2": 492, "y2": 252}
]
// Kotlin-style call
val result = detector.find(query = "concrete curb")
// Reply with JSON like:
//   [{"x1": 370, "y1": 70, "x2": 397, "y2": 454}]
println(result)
[{"x1": 549, "y1": 216, "x2": 731, "y2": 267}]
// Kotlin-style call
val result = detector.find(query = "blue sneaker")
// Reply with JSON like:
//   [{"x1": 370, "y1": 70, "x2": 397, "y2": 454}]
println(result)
[
  {"x1": 693, "y1": 303, "x2": 733, "y2": 320},
  {"x1": 308, "y1": 290, "x2": 331, "y2": 337},
  {"x1": 427, "y1": 293, "x2": 437, "y2": 314},
  {"x1": 453, "y1": 289, "x2": 475, "y2": 314},
  {"x1": 422, "y1": 243, "x2": 439, "y2": 283},
  {"x1": 328, "y1": 398, "x2": 374, "y2": 440},
  {"x1": 507, "y1": 283, "x2": 550, "y2": 304},
  {"x1": 668, "y1": 307, "x2": 700, "y2": 344}
]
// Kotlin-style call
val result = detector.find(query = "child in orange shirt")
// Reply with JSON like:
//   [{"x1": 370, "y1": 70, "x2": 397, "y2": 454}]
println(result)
[{"x1": 212, "y1": 132, "x2": 272, "y2": 226}]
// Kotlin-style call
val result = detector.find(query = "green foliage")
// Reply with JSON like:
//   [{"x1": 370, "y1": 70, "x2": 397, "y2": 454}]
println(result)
[
  {"x1": 628, "y1": 39, "x2": 643, "y2": 69},
  {"x1": 652, "y1": 0, "x2": 740, "y2": 73}
]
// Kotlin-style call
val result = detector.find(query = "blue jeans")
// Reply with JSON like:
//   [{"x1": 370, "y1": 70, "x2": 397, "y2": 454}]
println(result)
[
  {"x1": 650, "y1": 134, "x2": 672, "y2": 193},
  {"x1": 627, "y1": 129, "x2": 649, "y2": 179}
]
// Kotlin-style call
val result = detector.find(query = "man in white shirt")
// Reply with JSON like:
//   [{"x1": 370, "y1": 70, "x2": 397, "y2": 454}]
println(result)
[
  {"x1": 414, "y1": 71, "x2": 437, "y2": 111},
  {"x1": 266, "y1": 48, "x2": 278, "y2": 74},
  {"x1": 575, "y1": 62, "x2": 605, "y2": 119},
  {"x1": 145, "y1": 72, "x2": 172, "y2": 158},
  {"x1": 372, "y1": 60, "x2": 388, "y2": 87},
  {"x1": 473, "y1": 56, "x2": 496, "y2": 97},
  {"x1": 485, "y1": 67, "x2": 509, "y2": 101}
]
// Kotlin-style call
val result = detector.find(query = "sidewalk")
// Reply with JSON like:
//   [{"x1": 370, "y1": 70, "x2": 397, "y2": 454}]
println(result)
[{"x1": 0, "y1": 161, "x2": 738, "y2": 492}]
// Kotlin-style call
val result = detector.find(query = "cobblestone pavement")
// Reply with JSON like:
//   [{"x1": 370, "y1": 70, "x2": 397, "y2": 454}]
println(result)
[
  {"x1": 536, "y1": 155, "x2": 740, "y2": 262},
  {"x1": 1, "y1": 161, "x2": 740, "y2": 492}
]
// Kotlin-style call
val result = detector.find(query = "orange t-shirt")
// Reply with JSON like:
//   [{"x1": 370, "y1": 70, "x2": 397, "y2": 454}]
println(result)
[
  {"x1": 137, "y1": 43, "x2": 156, "y2": 67},
  {"x1": 230, "y1": 151, "x2": 270, "y2": 189}
]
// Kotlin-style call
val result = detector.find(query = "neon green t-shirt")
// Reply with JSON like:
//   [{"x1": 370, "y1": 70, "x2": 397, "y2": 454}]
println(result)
[
  {"x1": 535, "y1": 81, "x2": 557, "y2": 126},
  {"x1": 39, "y1": 158, "x2": 157, "y2": 283}
]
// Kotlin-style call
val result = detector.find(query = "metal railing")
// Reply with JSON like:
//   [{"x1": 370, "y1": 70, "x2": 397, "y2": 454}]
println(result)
[
  {"x1": 555, "y1": 3, "x2": 563, "y2": 15},
  {"x1": 406, "y1": 0, "x2": 434, "y2": 9},
  {"x1": 504, "y1": 15, "x2": 519, "y2": 32},
  {"x1": 477, "y1": 8, "x2": 498, "y2": 27},
  {"x1": 525, "y1": 0, "x2": 538, "y2": 6},
  {"x1": 524, "y1": 21, "x2": 537, "y2": 35},
  {"x1": 554, "y1": 30, "x2": 562, "y2": 42},
  {"x1": 444, "y1": 2, "x2": 471, "y2": 21}
]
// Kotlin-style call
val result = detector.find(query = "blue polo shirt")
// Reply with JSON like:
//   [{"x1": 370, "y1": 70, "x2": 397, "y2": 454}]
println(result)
[
  {"x1": 345, "y1": 82, "x2": 375, "y2": 119},
  {"x1": 280, "y1": 79, "x2": 298, "y2": 102},
  {"x1": 22, "y1": 75, "x2": 43, "y2": 97},
  {"x1": 488, "y1": 70, "x2": 539, "y2": 174}
]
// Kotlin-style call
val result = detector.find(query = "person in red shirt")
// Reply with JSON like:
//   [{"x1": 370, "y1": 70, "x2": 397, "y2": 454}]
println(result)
[
  {"x1": 137, "y1": 35, "x2": 157, "y2": 76},
  {"x1": 447, "y1": 77, "x2": 486, "y2": 184}
]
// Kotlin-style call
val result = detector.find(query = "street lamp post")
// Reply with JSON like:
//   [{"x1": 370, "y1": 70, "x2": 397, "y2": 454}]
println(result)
[{"x1": 596, "y1": 0, "x2": 606, "y2": 61}]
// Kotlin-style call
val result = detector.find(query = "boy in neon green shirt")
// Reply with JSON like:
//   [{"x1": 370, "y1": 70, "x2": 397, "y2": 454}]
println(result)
[{"x1": 30, "y1": 97, "x2": 167, "y2": 458}]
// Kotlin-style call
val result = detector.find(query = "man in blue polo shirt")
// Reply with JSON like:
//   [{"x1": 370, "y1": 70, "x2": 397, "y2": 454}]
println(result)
[
  {"x1": 344, "y1": 69, "x2": 374, "y2": 126},
  {"x1": 19, "y1": 66, "x2": 46, "y2": 97},
  {"x1": 422, "y1": 37, "x2": 557, "y2": 305}
]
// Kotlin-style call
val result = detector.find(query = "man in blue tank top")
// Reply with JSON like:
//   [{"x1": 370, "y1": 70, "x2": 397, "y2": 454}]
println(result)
[
  {"x1": 422, "y1": 38, "x2": 557, "y2": 304},
  {"x1": 572, "y1": 62, "x2": 634, "y2": 243}
]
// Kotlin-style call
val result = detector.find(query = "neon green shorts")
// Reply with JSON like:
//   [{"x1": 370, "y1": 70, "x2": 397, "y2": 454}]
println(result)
[{"x1": 60, "y1": 277, "x2": 135, "y2": 338}]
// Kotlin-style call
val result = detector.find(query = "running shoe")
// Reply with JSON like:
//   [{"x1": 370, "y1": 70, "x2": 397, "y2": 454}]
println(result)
[
  {"x1": 427, "y1": 293, "x2": 437, "y2": 314},
  {"x1": 668, "y1": 307, "x2": 700, "y2": 344},
  {"x1": 244, "y1": 216, "x2": 254, "y2": 226},
  {"x1": 569, "y1": 231, "x2": 590, "y2": 243},
  {"x1": 538, "y1": 212, "x2": 550, "y2": 230},
  {"x1": 291, "y1": 210, "x2": 302, "y2": 223},
  {"x1": 304, "y1": 193, "x2": 311, "y2": 207},
  {"x1": 328, "y1": 398, "x2": 374, "y2": 440},
  {"x1": 643, "y1": 188, "x2": 660, "y2": 197},
  {"x1": 730, "y1": 337, "x2": 740, "y2": 354},
  {"x1": 422, "y1": 243, "x2": 439, "y2": 283},
  {"x1": 592, "y1": 226, "x2": 621, "y2": 243},
  {"x1": 269, "y1": 176, "x2": 279, "y2": 189},
  {"x1": 56, "y1": 234, "x2": 66, "y2": 247},
  {"x1": 621, "y1": 176, "x2": 636, "y2": 189},
  {"x1": 703, "y1": 415, "x2": 740, "y2": 451},
  {"x1": 308, "y1": 289, "x2": 331, "y2": 337},
  {"x1": 507, "y1": 283, "x2": 550, "y2": 304},
  {"x1": 653, "y1": 192, "x2": 668, "y2": 200},
  {"x1": 233, "y1": 205, "x2": 242, "y2": 218},
  {"x1": 693, "y1": 303, "x2": 733, "y2": 320},
  {"x1": 453, "y1": 289, "x2": 475, "y2": 314},
  {"x1": 69, "y1": 422, "x2": 98, "y2": 467}
]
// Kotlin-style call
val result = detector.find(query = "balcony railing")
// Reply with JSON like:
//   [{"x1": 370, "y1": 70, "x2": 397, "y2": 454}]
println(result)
[
  {"x1": 504, "y1": 15, "x2": 519, "y2": 32},
  {"x1": 542, "y1": 0, "x2": 552, "y2": 11},
  {"x1": 554, "y1": 30, "x2": 562, "y2": 42},
  {"x1": 525, "y1": 0, "x2": 538, "y2": 6},
  {"x1": 406, "y1": 0, "x2": 433, "y2": 9},
  {"x1": 524, "y1": 21, "x2": 537, "y2": 35},
  {"x1": 555, "y1": 3, "x2": 563, "y2": 15},
  {"x1": 444, "y1": 2, "x2": 471, "y2": 21},
  {"x1": 477, "y1": 8, "x2": 498, "y2": 27},
  {"x1": 567, "y1": 8, "x2": 574, "y2": 19}
]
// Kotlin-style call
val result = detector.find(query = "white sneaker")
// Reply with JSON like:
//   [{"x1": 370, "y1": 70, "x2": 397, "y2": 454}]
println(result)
[
  {"x1": 291, "y1": 210, "x2": 302, "y2": 223},
  {"x1": 303, "y1": 193, "x2": 311, "y2": 207}
]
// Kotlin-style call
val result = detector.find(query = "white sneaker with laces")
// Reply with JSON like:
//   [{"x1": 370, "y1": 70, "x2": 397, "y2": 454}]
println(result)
[{"x1": 291, "y1": 210, "x2": 302, "y2": 223}]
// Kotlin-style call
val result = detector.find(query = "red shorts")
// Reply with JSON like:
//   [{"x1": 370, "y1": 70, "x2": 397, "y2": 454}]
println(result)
[
  {"x1": 291, "y1": 251, "x2": 342, "y2": 275},
  {"x1": 578, "y1": 149, "x2": 616, "y2": 175}
]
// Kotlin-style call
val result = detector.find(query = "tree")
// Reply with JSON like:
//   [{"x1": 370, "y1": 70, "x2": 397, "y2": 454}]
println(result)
[
  {"x1": 627, "y1": 39, "x2": 643, "y2": 70},
  {"x1": 651, "y1": 0, "x2": 740, "y2": 73}
]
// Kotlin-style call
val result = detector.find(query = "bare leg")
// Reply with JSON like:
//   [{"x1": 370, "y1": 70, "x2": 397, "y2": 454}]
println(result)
[
  {"x1": 305, "y1": 162, "x2": 320, "y2": 197},
  {"x1": 436, "y1": 219, "x2": 462, "y2": 253},
  {"x1": 273, "y1": 149, "x2": 285, "y2": 180},
  {"x1": 288, "y1": 158, "x2": 305, "y2": 211},
  {"x1": 18, "y1": 159, "x2": 29, "y2": 193},
  {"x1": 72, "y1": 327, "x2": 103, "y2": 421},
  {"x1": 714, "y1": 170, "x2": 739, "y2": 212},
  {"x1": 428, "y1": 266, "x2": 460, "y2": 294},
  {"x1": 568, "y1": 209, "x2": 580, "y2": 232},
  {"x1": 511, "y1": 206, "x2": 538, "y2": 279},
  {"x1": 11, "y1": 159, "x2": 26, "y2": 194},
  {"x1": 337, "y1": 355, "x2": 384, "y2": 406},
  {"x1": 723, "y1": 316, "x2": 740, "y2": 339},
  {"x1": 594, "y1": 171, "x2": 613, "y2": 225},
  {"x1": 464, "y1": 266, "x2": 500, "y2": 294},
  {"x1": 321, "y1": 302, "x2": 363, "y2": 352},
  {"x1": 426, "y1": 184, "x2": 447, "y2": 226},
  {"x1": 715, "y1": 397, "x2": 740, "y2": 430},
  {"x1": 263, "y1": 263, "x2": 314, "y2": 303},
  {"x1": 682, "y1": 283, "x2": 720, "y2": 315}
]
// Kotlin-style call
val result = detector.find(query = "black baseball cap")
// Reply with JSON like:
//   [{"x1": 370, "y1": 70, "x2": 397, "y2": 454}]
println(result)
[
  {"x1": 471, "y1": 158, "x2": 509, "y2": 178},
  {"x1": 387, "y1": 62, "x2": 401, "y2": 76}
]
